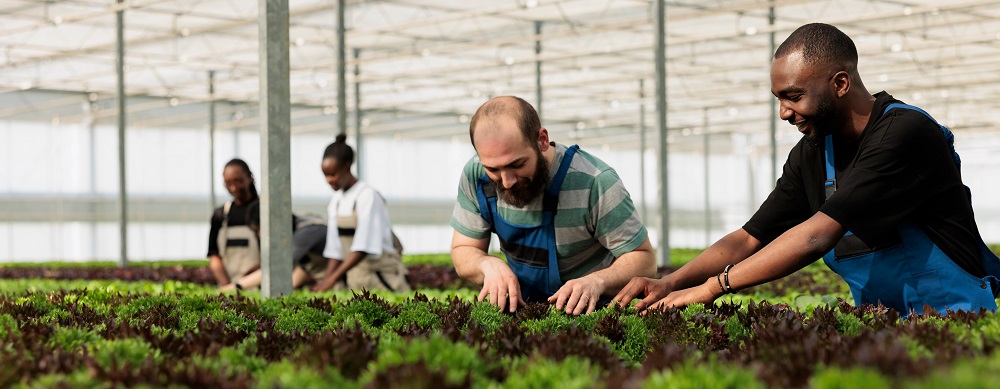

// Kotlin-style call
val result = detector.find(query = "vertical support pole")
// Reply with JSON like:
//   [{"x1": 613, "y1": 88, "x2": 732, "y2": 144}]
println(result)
[
  {"x1": 353, "y1": 48, "x2": 362, "y2": 179},
  {"x1": 209, "y1": 70, "x2": 217, "y2": 209},
  {"x1": 769, "y1": 3, "x2": 778, "y2": 187},
  {"x1": 86, "y1": 96, "x2": 98, "y2": 261},
  {"x1": 535, "y1": 21, "x2": 543, "y2": 122},
  {"x1": 654, "y1": 0, "x2": 670, "y2": 265},
  {"x1": 258, "y1": 0, "x2": 293, "y2": 298},
  {"x1": 638, "y1": 79, "x2": 647, "y2": 224},
  {"x1": 703, "y1": 108, "x2": 710, "y2": 248},
  {"x1": 115, "y1": 0, "x2": 128, "y2": 267},
  {"x1": 337, "y1": 0, "x2": 347, "y2": 136}
]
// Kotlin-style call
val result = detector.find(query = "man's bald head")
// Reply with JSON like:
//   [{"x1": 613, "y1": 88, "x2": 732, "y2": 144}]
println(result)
[
  {"x1": 469, "y1": 96, "x2": 541, "y2": 149},
  {"x1": 774, "y1": 23, "x2": 858, "y2": 76}
]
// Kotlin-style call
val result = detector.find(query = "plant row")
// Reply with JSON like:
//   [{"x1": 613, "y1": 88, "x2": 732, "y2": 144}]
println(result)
[{"x1": 2, "y1": 285, "x2": 1000, "y2": 388}]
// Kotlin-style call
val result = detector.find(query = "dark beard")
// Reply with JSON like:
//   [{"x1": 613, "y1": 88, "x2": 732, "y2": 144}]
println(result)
[
  {"x1": 806, "y1": 93, "x2": 838, "y2": 148},
  {"x1": 494, "y1": 148, "x2": 550, "y2": 208}
]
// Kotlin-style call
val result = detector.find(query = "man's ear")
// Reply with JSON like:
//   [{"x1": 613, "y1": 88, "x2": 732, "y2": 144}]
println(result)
[
  {"x1": 537, "y1": 128, "x2": 550, "y2": 151},
  {"x1": 832, "y1": 71, "x2": 851, "y2": 97}
]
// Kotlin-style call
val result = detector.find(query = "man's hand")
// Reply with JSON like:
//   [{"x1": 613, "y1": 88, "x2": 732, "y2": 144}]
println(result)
[
  {"x1": 478, "y1": 257, "x2": 525, "y2": 313},
  {"x1": 548, "y1": 276, "x2": 605, "y2": 315},
  {"x1": 611, "y1": 276, "x2": 675, "y2": 312},
  {"x1": 647, "y1": 278, "x2": 721, "y2": 311}
]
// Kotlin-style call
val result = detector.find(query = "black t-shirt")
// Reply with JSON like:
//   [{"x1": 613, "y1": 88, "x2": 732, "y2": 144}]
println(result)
[
  {"x1": 743, "y1": 91, "x2": 986, "y2": 277},
  {"x1": 207, "y1": 200, "x2": 254, "y2": 257}
]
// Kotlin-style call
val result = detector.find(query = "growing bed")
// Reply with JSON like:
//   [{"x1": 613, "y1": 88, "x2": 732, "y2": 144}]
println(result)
[{"x1": 1, "y1": 252, "x2": 999, "y2": 388}]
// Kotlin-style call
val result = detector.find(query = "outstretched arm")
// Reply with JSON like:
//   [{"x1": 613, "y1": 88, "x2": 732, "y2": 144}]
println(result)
[
  {"x1": 549, "y1": 237, "x2": 656, "y2": 315},
  {"x1": 209, "y1": 255, "x2": 229, "y2": 286},
  {"x1": 312, "y1": 251, "x2": 367, "y2": 292},
  {"x1": 651, "y1": 211, "x2": 843, "y2": 309},
  {"x1": 612, "y1": 228, "x2": 764, "y2": 311},
  {"x1": 451, "y1": 230, "x2": 525, "y2": 313}
]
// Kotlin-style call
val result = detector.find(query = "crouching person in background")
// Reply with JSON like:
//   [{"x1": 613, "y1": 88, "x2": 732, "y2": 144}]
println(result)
[
  {"x1": 207, "y1": 158, "x2": 261, "y2": 289},
  {"x1": 311, "y1": 134, "x2": 410, "y2": 293},
  {"x1": 219, "y1": 204, "x2": 330, "y2": 292}
]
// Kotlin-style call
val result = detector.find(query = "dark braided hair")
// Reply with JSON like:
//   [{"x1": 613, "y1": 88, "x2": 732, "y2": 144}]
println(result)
[
  {"x1": 224, "y1": 158, "x2": 259, "y2": 201},
  {"x1": 322, "y1": 133, "x2": 354, "y2": 168}
]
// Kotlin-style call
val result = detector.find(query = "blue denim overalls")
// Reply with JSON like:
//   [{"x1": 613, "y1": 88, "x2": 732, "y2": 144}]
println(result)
[
  {"x1": 474, "y1": 145, "x2": 579, "y2": 302},
  {"x1": 821, "y1": 104, "x2": 1000, "y2": 315}
]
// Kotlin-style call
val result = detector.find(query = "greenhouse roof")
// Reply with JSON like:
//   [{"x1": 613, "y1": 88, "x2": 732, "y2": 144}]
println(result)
[{"x1": 2, "y1": 0, "x2": 1000, "y2": 150}]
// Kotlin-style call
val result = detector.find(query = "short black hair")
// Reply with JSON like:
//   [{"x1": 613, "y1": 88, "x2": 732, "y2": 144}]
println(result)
[
  {"x1": 322, "y1": 133, "x2": 354, "y2": 167},
  {"x1": 224, "y1": 158, "x2": 259, "y2": 201},
  {"x1": 468, "y1": 96, "x2": 540, "y2": 148},
  {"x1": 774, "y1": 23, "x2": 858, "y2": 73}
]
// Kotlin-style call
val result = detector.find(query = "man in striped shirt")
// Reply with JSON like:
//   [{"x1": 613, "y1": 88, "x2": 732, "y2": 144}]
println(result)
[{"x1": 450, "y1": 96, "x2": 656, "y2": 315}]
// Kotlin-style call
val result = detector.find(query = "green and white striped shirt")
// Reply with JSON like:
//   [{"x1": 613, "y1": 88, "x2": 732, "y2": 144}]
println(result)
[{"x1": 450, "y1": 143, "x2": 648, "y2": 281}]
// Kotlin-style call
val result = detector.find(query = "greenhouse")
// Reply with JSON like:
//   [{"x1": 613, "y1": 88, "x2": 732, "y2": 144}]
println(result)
[{"x1": 3, "y1": 0, "x2": 1000, "y2": 387}]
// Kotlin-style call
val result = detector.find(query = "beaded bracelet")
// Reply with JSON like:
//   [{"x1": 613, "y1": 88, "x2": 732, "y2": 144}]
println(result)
[{"x1": 721, "y1": 264, "x2": 736, "y2": 294}]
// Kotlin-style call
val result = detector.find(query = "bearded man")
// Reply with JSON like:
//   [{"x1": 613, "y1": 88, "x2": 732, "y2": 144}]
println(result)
[
  {"x1": 614, "y1": 23, "x2": 1000, "y2": 316},
  {"x1": 450, "y1": 96, "x2": 656, "y2": 315}
]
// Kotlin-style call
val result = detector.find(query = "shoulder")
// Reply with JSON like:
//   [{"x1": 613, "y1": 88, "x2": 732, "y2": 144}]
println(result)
[
  {"x1": 211, "y1": 205, "x2": 225, "y2": 221},
  {"x1": 565, "y1": 147, "x2": 617, "y2": 188},
  {"x1": 868, "y1": 94, "x2": 942, "y2": 141},
  {"x1": 568, "y1": 147, "x2": 613, "y2": 175},
  {"x1": 461, "y1": 154, "x2": 486, "y2": 180}
]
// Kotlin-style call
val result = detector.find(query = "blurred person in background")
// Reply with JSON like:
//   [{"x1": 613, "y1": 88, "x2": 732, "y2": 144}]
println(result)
[
  {"x1": 311, "y1": 133, "x2": 410, "y2": 293},
  {"x1": 450, "y1": 96, "x2": 656, "y2": 316},
  {"x1": 614, "y1": 23, "x2": 1000, "y2": 316},
  {"x1": 207, "y1": 158, "x2": 261, "y2": 288},
  {"x1": 219, "y1": 202, "x2": 329, "y2": 292}
]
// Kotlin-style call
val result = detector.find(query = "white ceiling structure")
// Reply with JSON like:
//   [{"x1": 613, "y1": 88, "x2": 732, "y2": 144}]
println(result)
[{"x1": 3, "y1": 0, "x2": 1000, "y2": 151}]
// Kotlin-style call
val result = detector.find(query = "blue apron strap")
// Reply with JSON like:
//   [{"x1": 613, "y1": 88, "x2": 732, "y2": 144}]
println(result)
[
  {"x1": 543, "y1": 144, "x2": 579, "y2": 290},
  {"x1": 823, "y1": 134, "x2": 836, "y2": 200},
  {"x1": 475, "y1": 175, "x2": 497, "y2": 232},
  {"x1": 543, "y1": 144, "x2": 579, "y2": 212},
  {"x1": 883, "y1": 103, "x2": 961, "y2": 169}
]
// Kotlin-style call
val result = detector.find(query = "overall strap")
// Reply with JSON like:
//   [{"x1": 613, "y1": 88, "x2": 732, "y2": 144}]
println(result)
[
  {"x1": 543, "y1": 144, "x2": 580, "y2": 213},
  {"x1": 475, "y1": 175, "x2": 497, "y2": 231},
  {"x1": 883, "y1": 103, "x2": 961, "y2": 169},
  {"x1": 823, "y1": 135, "x2": 836, "y2": 200},
  {"x1": 222, "y1": 201, "x2": 233, "y2": 223}
]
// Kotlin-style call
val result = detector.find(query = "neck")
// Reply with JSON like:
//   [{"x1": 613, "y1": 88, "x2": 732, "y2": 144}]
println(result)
[
  {"x1": 837, "y1": 88, "x2": 876, "y2": 142},
  {"x1": 341, "y1": 176, "x2": 358, "y2": 192},
  {"x1": 542, "y1": 142, "x2": 556, "y2": 169}
]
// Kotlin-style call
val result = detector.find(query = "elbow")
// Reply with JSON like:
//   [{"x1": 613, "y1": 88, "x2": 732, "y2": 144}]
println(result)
[{"x1": 805, "y1": 233, "x2": 838, "y2": 260}]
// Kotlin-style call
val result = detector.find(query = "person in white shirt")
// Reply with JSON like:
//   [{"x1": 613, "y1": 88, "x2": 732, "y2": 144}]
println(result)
[{"x1": 311, "y1": 133, "x2": 410, "y2": 292}]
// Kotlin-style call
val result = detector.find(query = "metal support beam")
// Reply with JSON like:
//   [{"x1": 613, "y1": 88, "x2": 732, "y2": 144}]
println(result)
[
  {"x1": 703, "y1": 108, "x2": 710, "y2": 248},
  {"x1": 115, "y1": 0, "x2": 128, "y2": 268},
  {"x1": 638, "y1": 79, "x2": 647, "y2": 224},
  {"x1": 209, "y1": 70, "x2": 217, "y2": 209},
  {"x1": 654, "y1": 0, "x2": 670, "y2": 265},
  {"x1": 769, "y1": 3, "x2": 778, "y2": 187},
  {"x1": 535, "y1": 21, "x2": 543, "y2": 121},
  {"x1": 337, "y1": 0, "x2": 347, "y2": 135},
  {"x1": 354, "y1": 48, "x2": 363, "y2": 179},
  {"x1": 86, "y1": 95, "x2": 98, "y2": 261},
  {"x1": 258, "y1": 0, "x2": 293, "y2": 298}
]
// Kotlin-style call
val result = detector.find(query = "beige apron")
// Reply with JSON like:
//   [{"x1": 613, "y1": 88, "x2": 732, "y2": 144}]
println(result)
[
  {"x1": 218, "y1": 201, "x2": 260, "y2": 287},
  {"x1": 337, "y1": 209, "x2": 410, "y2": 292}
]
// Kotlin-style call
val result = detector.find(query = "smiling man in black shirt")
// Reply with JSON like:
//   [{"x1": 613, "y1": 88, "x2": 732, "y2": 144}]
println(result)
[{"x1": 614, "y1": 23, "x2": 1000, "y2": 316}]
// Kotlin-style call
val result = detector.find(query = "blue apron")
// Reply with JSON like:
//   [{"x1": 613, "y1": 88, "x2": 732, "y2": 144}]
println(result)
[
  {"x1": 474, "y1": 145, "x2": 578, "y2": 302},
  {"x1": 821, "y1": 103, "x2": 1000, "y2": 315}
]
